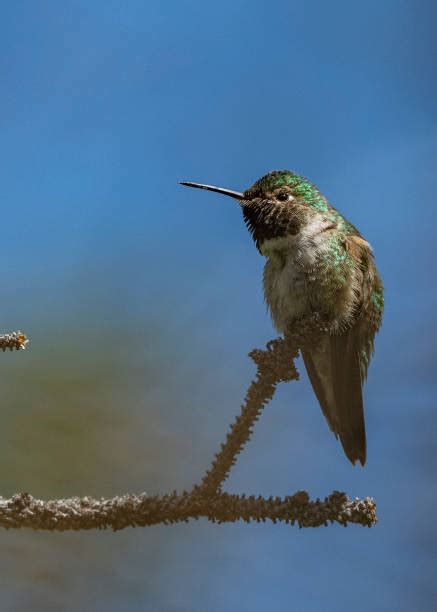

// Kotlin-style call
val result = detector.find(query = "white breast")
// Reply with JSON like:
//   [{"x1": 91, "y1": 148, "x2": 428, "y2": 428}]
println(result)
[{"x1": 260, "y1": 216, "x2": 332, "y2": 332}]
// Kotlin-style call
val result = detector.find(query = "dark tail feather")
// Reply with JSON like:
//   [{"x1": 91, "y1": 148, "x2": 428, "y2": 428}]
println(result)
[{"x1": 302, "y1": 330, "x2": 366, "y2": 466}]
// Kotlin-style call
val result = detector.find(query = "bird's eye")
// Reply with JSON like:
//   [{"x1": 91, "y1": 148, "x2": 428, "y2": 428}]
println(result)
[{"x1": 276, "y1": 192, "x2": 292, "y2": 202}]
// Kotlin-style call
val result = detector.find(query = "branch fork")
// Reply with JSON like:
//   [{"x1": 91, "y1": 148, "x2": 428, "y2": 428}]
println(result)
[{"x1": 0, "y1": 323, "x2": 377, "y2": 531}]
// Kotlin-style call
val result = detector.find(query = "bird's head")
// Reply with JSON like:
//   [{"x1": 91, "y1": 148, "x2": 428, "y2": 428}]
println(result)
[{"x1": 180, "y1": 170, "x2": 330, "y2": 252}]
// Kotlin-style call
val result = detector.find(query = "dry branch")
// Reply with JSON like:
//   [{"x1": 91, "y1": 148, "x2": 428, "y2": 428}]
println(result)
[
  {"x1": 0, "y1": 320, "x2": 377, "y2": 531},
  {"x1": 0, "y1": 491, "x2": 376, "y2": 531}
]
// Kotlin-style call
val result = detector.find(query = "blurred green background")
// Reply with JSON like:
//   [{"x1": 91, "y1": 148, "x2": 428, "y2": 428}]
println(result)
[{"x1": 1, "y1": 1, "x2": 436, "y2": 610}]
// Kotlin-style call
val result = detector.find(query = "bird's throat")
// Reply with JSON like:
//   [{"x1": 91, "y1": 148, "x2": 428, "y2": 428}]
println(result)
[{"x1": 242, "y1": 201, "x2": 301, "y2": 252}]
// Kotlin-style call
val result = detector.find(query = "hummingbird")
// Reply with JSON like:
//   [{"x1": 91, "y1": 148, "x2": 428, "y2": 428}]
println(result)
[{"x1": 180, "y1": 170, "x2": 384, "y2": 465}]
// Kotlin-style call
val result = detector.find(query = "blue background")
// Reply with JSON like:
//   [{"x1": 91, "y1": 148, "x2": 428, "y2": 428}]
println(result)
[{"x1": 0, "y1": 1, "x2": 436, "y2": 610}]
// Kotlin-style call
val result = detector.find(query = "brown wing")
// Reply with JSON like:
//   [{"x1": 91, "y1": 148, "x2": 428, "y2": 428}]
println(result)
[
  {"x1": 302, "y1": 327, "x2": 366, "y2": 466},
  {"x1": 302, "y1": 233, "x2": 383, "y2": 465}
]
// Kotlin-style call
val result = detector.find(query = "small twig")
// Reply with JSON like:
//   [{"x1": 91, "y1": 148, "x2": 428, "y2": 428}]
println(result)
[
  {"x1": 0, "y1": 331, "x2": 28, "y2": 352},
  {"x1": 198, "y1": 316, "x2": 326, "y2": 496},
  {"x1": 198, "y1": 335, "x2": 300, "y2": 496}
]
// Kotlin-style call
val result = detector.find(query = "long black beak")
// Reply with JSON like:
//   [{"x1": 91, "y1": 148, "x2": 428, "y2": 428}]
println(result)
[{"x1": 179, "y1": 181, "x2": 244, "y2": 200}]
